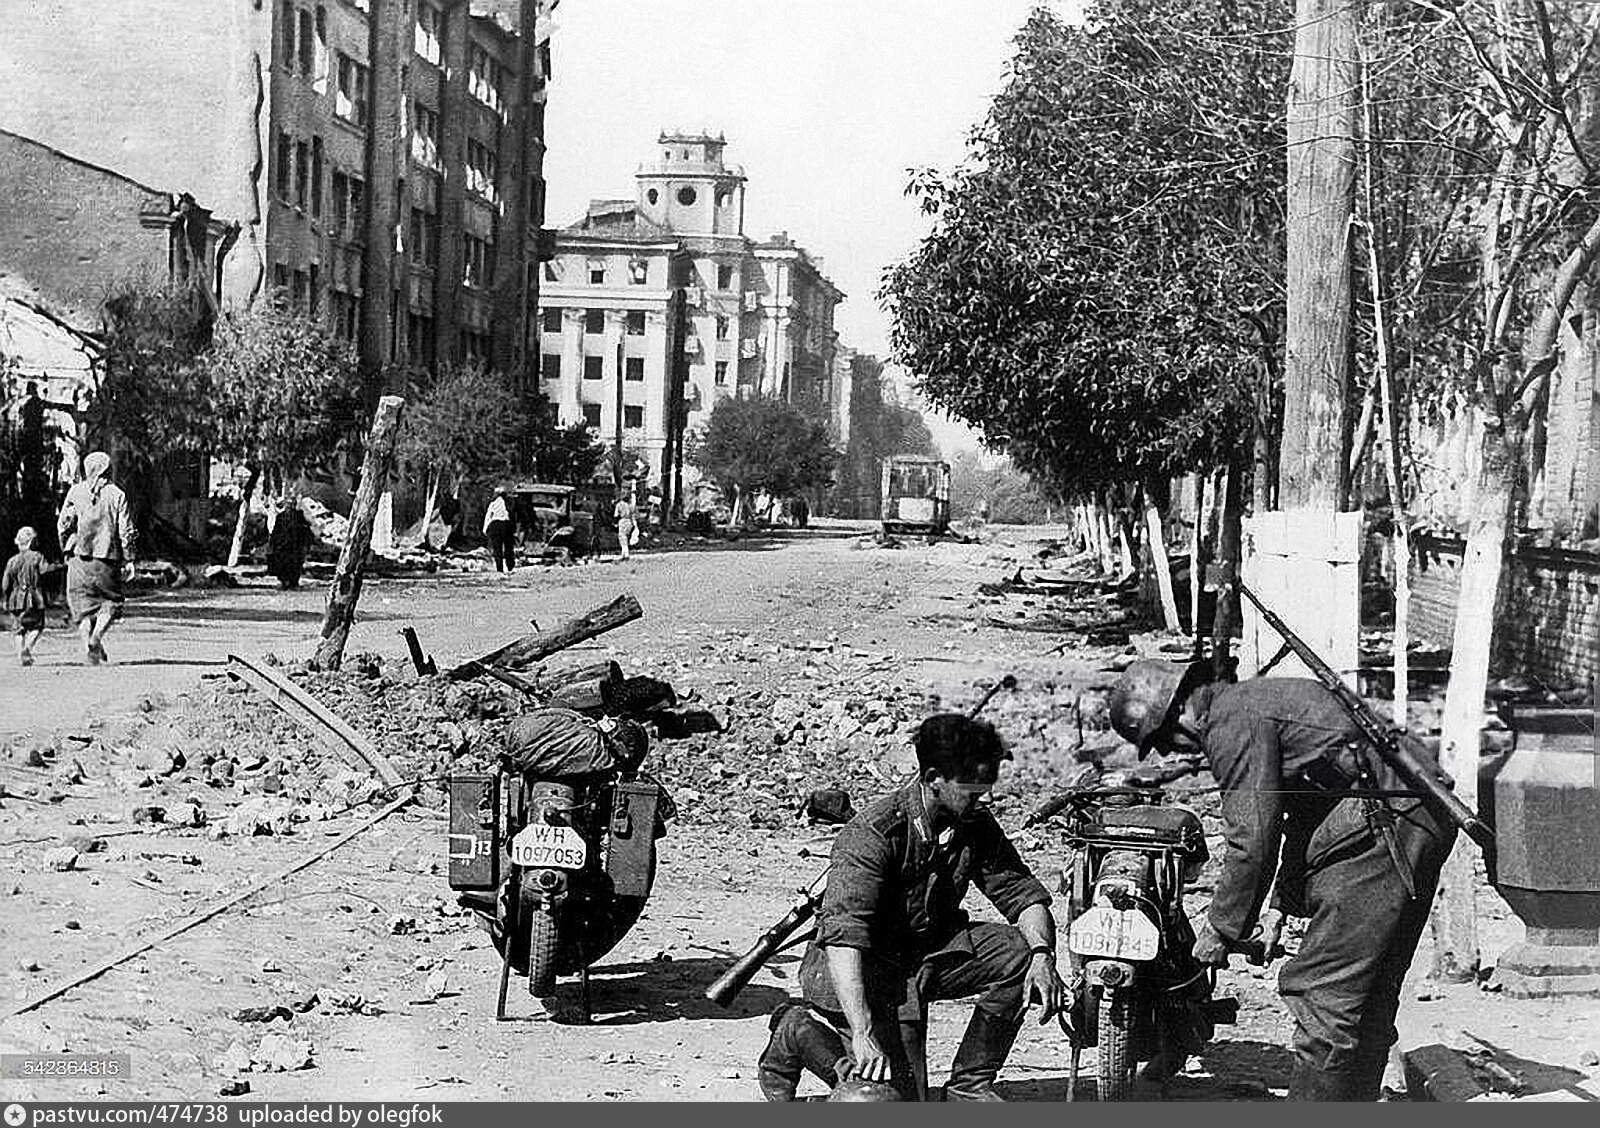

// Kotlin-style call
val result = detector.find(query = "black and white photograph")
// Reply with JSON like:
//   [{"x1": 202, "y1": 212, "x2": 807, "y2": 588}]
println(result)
[{"x1": 0, "y1": 0, "x2": 1597, "y2": 1108}]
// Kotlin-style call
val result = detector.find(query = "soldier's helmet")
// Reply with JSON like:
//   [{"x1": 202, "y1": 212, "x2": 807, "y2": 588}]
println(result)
[{"x1": 1107, "y1": 659, "x2": 1201, "y2": 758}]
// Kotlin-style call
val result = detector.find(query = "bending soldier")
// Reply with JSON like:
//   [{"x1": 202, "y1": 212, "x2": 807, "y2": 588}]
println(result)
[
  {"x1": 1107, "y1": 660, "x2": 1456, "y2": 1101},
  {"x1": 757, "y1": 713, "x2": 1066, "y2": 1101}
]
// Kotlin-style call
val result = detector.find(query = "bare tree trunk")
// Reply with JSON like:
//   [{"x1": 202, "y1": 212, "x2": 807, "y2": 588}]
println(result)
[
  {"x1": 1144, "y1": 499, "x2": 1183, "y2": 632},
  {"x1": 313, "y1": 396, "x2": 405, "y2": 671},
  {"x1": 227, "y1": 465, "x2": 260, "y2": 570},
  {"x1": 1212, "y1": 461, "x2": 1245, "y2": 679}
]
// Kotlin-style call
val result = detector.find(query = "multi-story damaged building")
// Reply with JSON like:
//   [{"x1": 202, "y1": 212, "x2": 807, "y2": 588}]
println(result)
[
  {"x1": 0, "y1": 0, "x2": 557, "y2": 394},
  {"x1": 538, "y1": 131, "x2": 843, "y2": 502}
]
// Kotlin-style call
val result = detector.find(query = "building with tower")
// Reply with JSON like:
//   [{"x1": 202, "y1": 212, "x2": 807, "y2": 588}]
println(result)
[{"x1": 537, "y1": 130, "x2": 844, "y2": 503}]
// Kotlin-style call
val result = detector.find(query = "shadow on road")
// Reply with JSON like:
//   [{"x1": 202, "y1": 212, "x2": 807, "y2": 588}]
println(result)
[{"x1": 552, "y1": 955, "x2": 791, "y2": 1026}]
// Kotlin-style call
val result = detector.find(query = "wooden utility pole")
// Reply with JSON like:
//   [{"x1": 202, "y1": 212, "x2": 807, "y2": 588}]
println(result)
[
  {"x1": 313, "y1": 395, "x2": 405, "y2": 671},
  {"x1": 1281, "y1": 0, "x2": 1358, "y2": 509}
]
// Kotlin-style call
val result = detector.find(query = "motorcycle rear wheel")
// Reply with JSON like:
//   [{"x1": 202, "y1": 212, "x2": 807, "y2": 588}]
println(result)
[
  {"x1": 1096, "y1": 987, "x2": 1135, "y2": 1101},
  {"x1": 528, "y1": 906, "x2": 559, "y2": 997}
]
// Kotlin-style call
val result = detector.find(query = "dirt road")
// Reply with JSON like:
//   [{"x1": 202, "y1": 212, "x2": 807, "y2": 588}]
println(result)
[{"x1": 0, "y1": 523, "x2": 1592, "y2": 1102}]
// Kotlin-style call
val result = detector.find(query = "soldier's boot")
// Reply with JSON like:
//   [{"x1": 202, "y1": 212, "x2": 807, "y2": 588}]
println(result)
[
  {"x1": 944, "y1": 1009, "x2": 1024, "y2": 1102},
  {"x1": 757, "y1": 1002, "x2": 846, "y2": 1101}
]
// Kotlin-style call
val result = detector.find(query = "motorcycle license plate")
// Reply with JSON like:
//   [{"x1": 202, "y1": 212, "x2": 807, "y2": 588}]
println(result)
[
  {"x1": 1069, "y1": 906, "x2": 1161, "y2": 960},
  {"x1": 510, "y1": 824, "x2": 588, "y2": 869}
]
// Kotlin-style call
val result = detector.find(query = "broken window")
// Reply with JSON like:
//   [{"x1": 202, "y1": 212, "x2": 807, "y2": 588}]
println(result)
[
  {"x1": 314, "y1": 7, "x2": 328, "y2": 87},
  {"x1": 332, "y1": 171, "x2": 348, "y2": 235},
  {"x1": 462, "y1": 234, "x2": 491, "y2": 288},
  {"x1": 468, "y1": 46, "x2": 503, "y2": 113},
  {"x1": 294, "y1": 140, "x2": 309, "y2": 209},
  {"x1": 541, "y1": 307, "x2": 562, "y2": 333},
  {"x1": 715, "y1": 361, "x2": 728, "y2": 386},
  {"x1": 351, "y1": 177, "x2": 366, "y2": 237},
  {"x1": 624, "y1": 405, "x2": 644, "y2": 429},
  {"x1": 629, "y1": 259, "x2": 649, "y2": 285},
  {"x1": 715, "y1": 314, "x2": 729, "y2": 340},
  {"x1": 275, "y1": 131, "x2": 293, "y2": 201},
  {"x1": 582, "y1": 403, "x2": 602, "y2": 428},
  {"x1": 415, "y1": 4, "x2": 442, "y2": 66},
  {"x1": 466, "y1": 138, "x2": 498, "y2": 203},
  {"x1": 411, "y1": 104, "x2": 440, "y2": 169},
  {"x1": 337, "y1": 54, "x2": 370, "y2": 128},
  {"x1": 626, "y1": 311, "x2": 646, "y2": 336},
  {"x1": 625, "y1": 357, "x2": 645, "y2": 382},
  {"x1": 281, "y1": 2, "x2": 297, "y2": 70},
  {"x1": 543, "y1": 260, "x2": 561, "y2": 282},
  {"x1": 298, "y1": 8, "x2": 314, "y2": 74},
  {"x1": 310, "y1": 138, "x2": 323, "y2": 217},
  {"x1": 409, "y1": 207, "x2": 437, "y2": 268},
  {"x1": 584, "y1": 308, "x2": 604, "y2": 335},
  {"x1": 541, "y1": 354, "x2": 561, "y2": 382},
  {"x1": 583, "y1": 356, "x2": 603, "y2": 381}
]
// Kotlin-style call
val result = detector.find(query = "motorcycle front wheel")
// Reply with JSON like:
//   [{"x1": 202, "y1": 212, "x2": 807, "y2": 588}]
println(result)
[
  {"x1": 528, "y1": 905, "x2": 559, "y2": 997},
  {"x1": 1096, "y1": 987, "x2": 1135, "y2": 1101}
]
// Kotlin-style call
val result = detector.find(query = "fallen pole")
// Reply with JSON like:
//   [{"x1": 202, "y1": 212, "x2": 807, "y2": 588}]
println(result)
[
  {"x1": 448, "y1": 593, "x2": 643, "y2": 679},
  {"x1": 226, "y1": 654, "x2": 406, "y2": 790},
  {"x1": 4, "y1": 792, "x2": 415, "y2": 1019}
]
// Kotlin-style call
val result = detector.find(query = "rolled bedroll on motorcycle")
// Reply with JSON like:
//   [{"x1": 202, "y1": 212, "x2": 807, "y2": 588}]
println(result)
[{"x1": 446, "y1": 707, "x2": 674, "y2": 1021}]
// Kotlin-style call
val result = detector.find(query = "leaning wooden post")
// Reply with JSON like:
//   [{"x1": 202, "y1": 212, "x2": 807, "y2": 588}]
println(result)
[{"x1": 313, "y1": 395, "x2": 405, "y2": 671}]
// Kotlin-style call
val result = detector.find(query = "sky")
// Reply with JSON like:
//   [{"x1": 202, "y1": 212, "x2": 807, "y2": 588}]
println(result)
[{"x1": 542, "y1": 0, "x2": 1085, "y2": 455}]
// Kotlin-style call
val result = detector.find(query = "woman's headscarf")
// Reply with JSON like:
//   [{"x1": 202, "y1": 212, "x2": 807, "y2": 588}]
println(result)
[{"x1": 83, "y1": 451, "x2": 111, "y2": 501}]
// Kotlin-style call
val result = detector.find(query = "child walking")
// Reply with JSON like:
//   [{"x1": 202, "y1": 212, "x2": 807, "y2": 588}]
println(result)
[{"x1": 3, "y1": 526, "x2": 48, "y2": 665}]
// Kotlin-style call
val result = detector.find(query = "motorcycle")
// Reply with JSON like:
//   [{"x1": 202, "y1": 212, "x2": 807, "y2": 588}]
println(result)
[
  {"x1": 1027, "y1": 764, "x2": 1239, "y2": 1100},
  {"x1": 446, "y1": 711, "x2": 673, "y2": 1021}
]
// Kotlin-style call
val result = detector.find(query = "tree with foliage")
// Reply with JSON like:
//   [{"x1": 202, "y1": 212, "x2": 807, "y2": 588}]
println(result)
[
  {"x1": 688, "y1": 396, "x2": 840, "y2": 525},
  {"x1": 949, "y1": 448, "x2": 1055, "y2": 524},
  {"x1": 83, "y1": 276, "x2": 214, "y2": 531},
  {"x1": 833, "y1": 357, "x2": 939, "y2": 517},
  {"x1": 882, "y1": 0, "x2": 1289, "y2": 503},
  {"x1": 398, "y1": 361, "x2": 528, "y2": 492},
  {"x1": 520, "y1": 395, "x2": 606, "y2": 485}
]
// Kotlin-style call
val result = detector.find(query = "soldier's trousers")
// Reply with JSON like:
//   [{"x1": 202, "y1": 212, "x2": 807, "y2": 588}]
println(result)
[{"x1": 1277, "y1": 795, "x2": 1455, "y2": 1100}]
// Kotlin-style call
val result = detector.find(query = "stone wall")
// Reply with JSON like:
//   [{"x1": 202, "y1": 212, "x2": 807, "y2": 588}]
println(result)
[{"x1": 1410, "y1": 534, "x2": 1599, "y2": 688}]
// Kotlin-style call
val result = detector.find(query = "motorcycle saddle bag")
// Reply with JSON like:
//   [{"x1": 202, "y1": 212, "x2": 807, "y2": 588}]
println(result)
[{"x1": 1093, "y1": 806, "x2": 1209, "y2": 864}]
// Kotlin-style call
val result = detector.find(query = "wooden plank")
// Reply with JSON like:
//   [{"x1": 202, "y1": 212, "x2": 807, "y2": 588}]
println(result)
[
  {"x1": 226, "y1": 654, "x2": 406, "y2": 789},
  {"x1": 1402, "y1": 1044, "x2": 1491, "y2": 1102}
]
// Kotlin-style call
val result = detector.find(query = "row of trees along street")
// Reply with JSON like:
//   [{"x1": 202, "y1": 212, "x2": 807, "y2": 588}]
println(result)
[
  {"x1": 882, "y1": 0, "x2": 1600, "y2": 978},
  {"x1": 0, "y1": 276, "x2": 615, "y2": 565}
]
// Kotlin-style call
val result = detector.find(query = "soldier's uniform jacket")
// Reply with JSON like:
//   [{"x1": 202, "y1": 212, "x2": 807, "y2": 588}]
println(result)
[
  {"x1": 1195, "y1": 677, "x2": 1423, "y2": 941},
  {"x1": 798, "y1": 779, "x2": 1049, "y2": 1017}
]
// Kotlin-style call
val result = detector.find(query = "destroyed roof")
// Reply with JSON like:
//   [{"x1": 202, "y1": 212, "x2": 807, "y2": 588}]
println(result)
[{"x1": 563, "y1": 201, "x2": 674, "y2": 239}]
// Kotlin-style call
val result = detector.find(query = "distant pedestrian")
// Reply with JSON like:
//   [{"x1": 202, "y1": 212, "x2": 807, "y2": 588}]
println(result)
[
  {"x1": 484, "y1": 486, "x2": 516, "y2": 572},
  {"x1": 56, "y1": 451, "x2": 136, "y2": 666},
  {"x1": 266, "y1": 494, "x2": 315, "y2": 590},
  {"x1": 613, "y1": 494, "x2": 637, "y2": 561},
  {"x1": 3, "y1": 526, "x2": 48, "y2": 666}
]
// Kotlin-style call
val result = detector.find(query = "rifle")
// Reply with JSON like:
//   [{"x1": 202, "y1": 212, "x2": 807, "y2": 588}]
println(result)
[
  {"x1": 1233, "y1": 579, "x2": 1493, "y2": 851},
  {"x1": 704, "y1": 872, "x2": 826, "y2": 1008},
  {"x1": 705, "y1": 674, "x2": 1021, "y2": 1008}
]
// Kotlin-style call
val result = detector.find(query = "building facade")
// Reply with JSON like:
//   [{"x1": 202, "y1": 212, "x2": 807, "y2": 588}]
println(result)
[
  {"x1": 537, "y1": 132, "x2": 844, "y2": 499},
  {"x1": 0, "y1": 0, "x2": 557, "y2": 394}
]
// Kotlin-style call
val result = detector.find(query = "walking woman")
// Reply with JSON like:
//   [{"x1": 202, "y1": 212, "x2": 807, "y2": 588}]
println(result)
[{"x1": 56, "y1": 451, "x2": 137, "y2": 665}]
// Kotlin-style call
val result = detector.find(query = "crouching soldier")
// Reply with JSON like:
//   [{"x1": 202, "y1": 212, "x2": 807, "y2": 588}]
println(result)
[{"x1": 756, "y1": 713, "x2": 1067, "y2": 1101}]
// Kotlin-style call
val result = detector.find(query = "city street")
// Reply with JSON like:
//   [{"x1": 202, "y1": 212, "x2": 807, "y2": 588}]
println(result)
[{"x1": 0, "y1": 527, "x2": 1583, "y2": 1102}]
